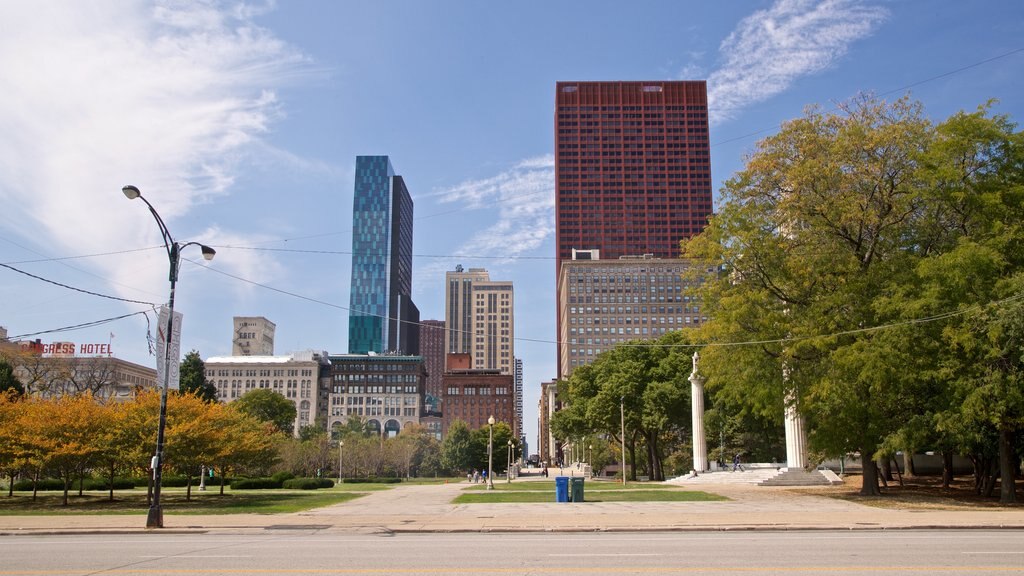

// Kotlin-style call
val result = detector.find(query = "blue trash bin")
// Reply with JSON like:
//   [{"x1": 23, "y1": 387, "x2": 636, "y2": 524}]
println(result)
[{"x1": 555, "y1": 476, "x2": 569, "y2": 503}]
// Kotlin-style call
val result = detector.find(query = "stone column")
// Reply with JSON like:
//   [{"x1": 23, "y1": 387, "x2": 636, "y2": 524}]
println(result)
[
  {"x1": 784, "y1": 390, "x2": 808, "y2": 469},
  {"x1": 689, "y1": 351, "x2": 708, "y2": 472}
]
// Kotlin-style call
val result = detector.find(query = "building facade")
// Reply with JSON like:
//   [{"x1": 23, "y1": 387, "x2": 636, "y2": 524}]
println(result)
[
  {"x1": 558, "y1": 252, "x2": 707, "y2": 378},
  {"x1": 419, "y1": 319, "x2": 445, "y2": 416},
  {"x1": 444, "y1": 266, "x2": 514, "y2": 374},
  {"x1": 537, "y1": 380, "x2": 559, "y2": 466},
  {"x1": 232, "y1": 316, "x2": 275, "y2": 356},
  {"x1": 205, "y1": 351, "x2": 331, "y2": 436},
  {"x1": 348, "y1": 155, "x2": 420, "y2": 356},
  {"x1": 554, "y1": 81, "x2": 712, "y2": 376},
  {"x1": 441, "y1": 369, "x2": 516, "y2": 438},
  {"x1": 327, "y1": 353, "x2": 426, "y2": 438}
]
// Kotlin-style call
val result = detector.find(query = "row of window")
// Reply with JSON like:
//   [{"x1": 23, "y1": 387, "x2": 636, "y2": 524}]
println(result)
[{"x1": 208, "y1": 368, "x2": 313, "y2": 378}]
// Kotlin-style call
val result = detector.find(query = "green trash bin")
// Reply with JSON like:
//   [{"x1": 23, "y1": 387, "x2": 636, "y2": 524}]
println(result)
[{"x1": 569, "y1": 477, "x2": 584, "y2": 502}]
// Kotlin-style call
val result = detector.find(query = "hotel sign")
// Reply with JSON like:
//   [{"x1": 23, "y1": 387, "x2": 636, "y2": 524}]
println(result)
[{"x1": 24, "y1": 341, "x2": 113, "y2": 357}]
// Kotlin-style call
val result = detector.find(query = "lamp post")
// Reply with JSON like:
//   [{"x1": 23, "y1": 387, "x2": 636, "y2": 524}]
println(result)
[
  {"x1": 620, "y1": 395, "x2": 627, "y2": 486},
  {"x1": 338, "y1": 439, "x2": 344, "y2": 484},
  {"x1": 506, "y1": 439, "x2": 513, "y2": 483},
  {"x1": 486, "y1": 415, "x2": 495, "y2": 490},
  {"x1": 122, "y1": 185, "x2": 215, "y2": 529},
  {"x1": 589, "y1": 444, "x2": 593, "y2": 475}
]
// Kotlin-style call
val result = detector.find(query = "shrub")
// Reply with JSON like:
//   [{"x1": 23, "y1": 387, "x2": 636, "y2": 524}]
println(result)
[
  {"x1": 340, "y1": 477, "x2": 401, "y2": 484},
  {"x1": 83, "y1": 478, "x2": 137, "y2": 490},
  {"x1": 231, "y1": 477, "x2": 283, "y2": 490},
  {"x1": 282, "y1": 478, "x2": 335, "y2": 490},
  {"x1": 13, "y1": 478, "x2": 65, "y2": 491},
  {"x1": 271, "y1": 471, "x2": 295, "y2": 484}
]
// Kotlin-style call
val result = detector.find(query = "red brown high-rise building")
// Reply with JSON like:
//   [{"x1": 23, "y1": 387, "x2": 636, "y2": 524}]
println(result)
[{"x1": 554, "y1": 81, "x2": 712, "y2": 375}]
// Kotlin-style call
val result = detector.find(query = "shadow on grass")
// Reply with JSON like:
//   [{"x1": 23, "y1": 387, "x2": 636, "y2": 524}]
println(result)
[{"x1": 0, "y1": 489, "x2": 365, "y2": 515}]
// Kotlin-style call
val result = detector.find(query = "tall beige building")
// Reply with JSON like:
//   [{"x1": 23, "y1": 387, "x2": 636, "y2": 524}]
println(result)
[
  {"x1": 444, "y1": 266, "x2": 514, "y2": 374},
  {"x1": 558, "y1": 250, "x2": 707, "y2": 378},
  {"x1": 233, "y1": 316, "x2": 276, "y2": 356}
]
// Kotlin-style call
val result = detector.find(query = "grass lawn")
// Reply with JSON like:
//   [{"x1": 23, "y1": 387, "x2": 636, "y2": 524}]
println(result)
[
  {"x1": 453, "y1": 487, "x2": 727, "y2": 504},
  {"x1": 0, "y1": 487, "x2": 370, "y2": 515},
  {"x1": 464, "y1": 480, "x2": 673, "y2": 491}
]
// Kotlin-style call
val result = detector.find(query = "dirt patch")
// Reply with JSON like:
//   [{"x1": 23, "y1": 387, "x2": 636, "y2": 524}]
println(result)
[{"x1": 791, "y1": 475, "x2": 1023, "y2": 510}]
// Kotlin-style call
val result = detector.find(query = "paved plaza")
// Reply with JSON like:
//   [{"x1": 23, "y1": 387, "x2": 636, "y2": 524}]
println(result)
[{"x1": 1, "y1": 471, "x2": 1022, "y2": 535}]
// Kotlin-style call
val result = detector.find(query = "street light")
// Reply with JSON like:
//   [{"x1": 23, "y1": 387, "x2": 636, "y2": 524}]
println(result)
[
  {"x1": 486, "y1": 415, "x2": 495, "y2": 490},
  {"x1": 338, "y1": 439, "x2": 344, "y2": 484},
  {"x1": 122, "y1": 185, "x2": 215, "y2": 529},
  {"x1": 506, "y1": 439, "x2": 513, "y2": 483}
]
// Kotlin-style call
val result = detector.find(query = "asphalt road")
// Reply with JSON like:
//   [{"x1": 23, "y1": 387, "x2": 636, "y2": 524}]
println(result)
[{"x1": 2, "y1": 530, "x2": 1024, "y2": 575}]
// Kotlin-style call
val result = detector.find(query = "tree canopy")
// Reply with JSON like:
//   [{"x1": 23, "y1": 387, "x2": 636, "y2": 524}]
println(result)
[
  {"x1": 683, "y1": 95, "x2": 1024, "y2": 500},
  {"x1": 177, "y1": 350, "x2": 217, "y2": 403},
  {"x1": 232, "y1": 389, "x2": 297, "y2": 436}
]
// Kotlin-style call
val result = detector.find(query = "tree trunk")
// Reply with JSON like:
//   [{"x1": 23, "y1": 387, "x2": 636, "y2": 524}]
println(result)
[
  {"x1": 186, "y1": 474, "x2": 193, "y2": 501},
  {"x1": 880, "y1": 457, "x2": 893, "y2": 481},
  {"x1": 941, "y1": 450, "x2": 954, "y2": 489},
  {"x1": 62, "y1": 475, "x2": 70, "y2": 506},
  {"x1": 860, "y1": 456, "x2": 881, "y2": 496},
  {"x1": 7, "y1": 472, "x2": 15, "y2": 497},
  {"x1": 983, "y1": 457, "x2": 999, "y2": 498},
  {"x1": 219, "y1": 465, "x2": 226, "y2": 495},
  {"x1": 998, "y1": 428, "x2": 1017, "y2": 504},
  {"x1": 108, "y1": 462, "x2": 116, "y2": 502},
  {"x1": 628, "y1": 437, "x2": 637, "y2": 481},
  {"x1": 32, "y1": 470, "x2": 39, "y2": 501},
  {"x1": 902, "y1": 450, "x2": 916, "y2": 478},
  {"x1": 77, "y1": 466, "x2": 85, "y2": 497}
]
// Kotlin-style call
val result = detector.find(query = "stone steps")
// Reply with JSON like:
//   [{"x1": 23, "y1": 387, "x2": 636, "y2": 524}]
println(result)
[
  {"x1": 666, "y1": 468, "x2": 783, "y2": 485},
  {"x1": 758, "y1": 468, "x2": 842, "y2": 486},
  {"x1": 666, "y1": 467, "x2": 844, "y2": 487}
]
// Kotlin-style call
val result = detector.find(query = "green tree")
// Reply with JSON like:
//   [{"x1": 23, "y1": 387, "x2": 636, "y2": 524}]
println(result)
[
  {"x1": 178, "y1": 350, "x2": 217, "y2": 403},
  {"x1": 0, "y1": 359, "x2": 23, "y2": 395},
  {"x1": 553, "y1": 332, "x2": 690, "y2": 481},
  {"x1": 685, "y1": 95, "x2": 1024, "y2": 499},
  {"x1": 233, "y1": 388, "x2": 297, "y2": 436},
  {"x1": 440, "y1": 420, "x2": 473, "y2": 474},
  {"x1": 685, "y1": 95, "x2": 937, "y2": 495}
]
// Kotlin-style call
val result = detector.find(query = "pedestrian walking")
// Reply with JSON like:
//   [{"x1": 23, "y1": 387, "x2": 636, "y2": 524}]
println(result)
[{"x1": 733, "y1": 453, "x2": 744, "y2": 472}]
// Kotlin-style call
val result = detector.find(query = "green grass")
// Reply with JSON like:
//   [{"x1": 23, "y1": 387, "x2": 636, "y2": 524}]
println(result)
[
  {"x1": 464, "y1": 480, "x2": 673, "y2": 491},
  {"x1": 0, "y1": 488, "x2": 368, "y2": 515},
  {"x1": 453, "y1": 488, "x2": 728, "y2": 504}
]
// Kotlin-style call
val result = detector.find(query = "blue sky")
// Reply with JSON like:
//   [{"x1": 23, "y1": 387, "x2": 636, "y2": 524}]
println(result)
[{"x1": 1, "y1": 0, "x2": 1022, "y2": 451}]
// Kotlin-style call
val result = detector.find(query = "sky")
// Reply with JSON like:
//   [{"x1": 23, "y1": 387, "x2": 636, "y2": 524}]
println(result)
[{"x1": 1, "y1": 0, "x2": 1022, "y2": 452}]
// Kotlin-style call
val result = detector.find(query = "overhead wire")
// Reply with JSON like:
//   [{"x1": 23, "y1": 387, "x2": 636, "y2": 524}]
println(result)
[{"x1": 3, "y1": 47, "x2": 1021, "y2": 353}]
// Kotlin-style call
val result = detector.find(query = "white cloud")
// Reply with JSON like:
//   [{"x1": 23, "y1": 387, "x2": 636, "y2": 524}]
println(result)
[
  {"x1": 433, "y1": 155, "x2": 554, "y2": 258},
  {"x1": 706, "y1": 0, "x2": 888, "y2": 125},
  {"x1": 0, "y1": 0, "x2": 308, "y2": 302}
]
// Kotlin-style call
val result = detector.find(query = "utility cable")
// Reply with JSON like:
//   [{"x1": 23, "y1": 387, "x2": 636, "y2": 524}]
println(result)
[{"x1": 0, "y1": 262, "x2": 158, "y2": 306}]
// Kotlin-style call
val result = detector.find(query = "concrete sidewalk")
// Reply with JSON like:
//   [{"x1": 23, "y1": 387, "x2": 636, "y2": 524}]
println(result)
[{"x1": 1, "y1": 478, "x2": 1023, "y2": 535}]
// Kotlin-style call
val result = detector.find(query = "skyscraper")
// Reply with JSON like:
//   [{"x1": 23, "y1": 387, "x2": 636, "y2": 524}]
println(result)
[
  {"x1": 444, "y1": 266, "x2": 514, "y2": 374},
  {"x1": 348, "y1": 155, "x2": 419, "y2": 355},
  {"x1": 554, "y1": 81, "x2": 712, "y2": 269},
  {"x1": 554, "y1": 81, "x2": 712, "y2": 375}
]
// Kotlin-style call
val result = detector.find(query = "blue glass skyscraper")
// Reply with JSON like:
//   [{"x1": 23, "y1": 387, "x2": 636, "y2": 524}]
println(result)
[{"x1": 348, "y1": 156, "x2": 419, "y2": 355}]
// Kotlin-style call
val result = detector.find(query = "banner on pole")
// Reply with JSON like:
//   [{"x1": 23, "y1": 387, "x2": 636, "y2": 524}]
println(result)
[{"x1": 156, "y1": 305, "x2": 184, "y2": 390}]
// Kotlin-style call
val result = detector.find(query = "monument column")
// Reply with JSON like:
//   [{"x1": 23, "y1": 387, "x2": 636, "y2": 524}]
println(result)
[
  {"x1": 784, "y1": 387, "x2": 808, "y2": 469},
  {"x1": 689, "y1": 351, "x2": 708, "y2": 473}
]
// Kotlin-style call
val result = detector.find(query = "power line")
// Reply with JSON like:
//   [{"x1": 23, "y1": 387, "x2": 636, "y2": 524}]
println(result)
[
  {"x1": 9, "y1": 310, "x2": 153, "y2": 339},
  {"x1": 218, "y1": 245, "x2": 555, "y2": 261},
  {"x1": 711, "y1": 46, "x2": 1024, "y2": 149},
  {"x1": 0, "y1": 262, "x2": 158, "y2": 306}
]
